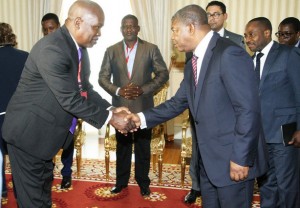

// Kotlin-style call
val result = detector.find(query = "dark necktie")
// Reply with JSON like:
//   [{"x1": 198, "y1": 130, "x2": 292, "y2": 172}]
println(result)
[
  {"x1": 69, "y1": 48, "x2": 83, "y2": 134},
  {"x1": 192, "y1": 55, "x2": 198, "y2": 86},
  {"x1": 255, "y1": 52, "x2": 264, "y2": 83}
]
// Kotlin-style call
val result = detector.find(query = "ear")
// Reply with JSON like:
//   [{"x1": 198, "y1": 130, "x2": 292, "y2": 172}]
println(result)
[
  {"x1": 74, "y1": 17, "x2": 82, "y2": 30},
  {"x1": 188, "y1": 23, "x2": 196, "y2": 35},
  {"x1": 223, "y1": 13, "x2": 228, "y2": 21},
  {"x1": 264, "y1": 29, "x2": 271, "y2": 38}
]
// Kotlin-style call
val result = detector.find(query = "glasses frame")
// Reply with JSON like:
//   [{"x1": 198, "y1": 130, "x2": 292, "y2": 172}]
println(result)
[
  {"x1": 207, "y1": 12, "x2": 223, "y2": 19},
  {"x1": 275, "y1": 32, "x2": 295, "y2": 38}
]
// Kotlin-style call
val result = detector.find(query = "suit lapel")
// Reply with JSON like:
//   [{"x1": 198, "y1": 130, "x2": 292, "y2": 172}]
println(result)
[
  {"x1": 131, "y1": 38, "x2": 143, "y2": 79},
  {"x1": 194, "y1": 34, "x2": 219, "y2": 113},
  {"x1": 116, "y1": 41, "x2": 130, "y2": 80},
  {"x1": 260, "y1": 42, "x2": 279, "y2": 89}
]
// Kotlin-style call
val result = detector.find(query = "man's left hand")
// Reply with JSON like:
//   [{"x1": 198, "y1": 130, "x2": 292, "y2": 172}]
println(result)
[{"x1": 230, "y1": 161, "x2": 249, "y2": 182}]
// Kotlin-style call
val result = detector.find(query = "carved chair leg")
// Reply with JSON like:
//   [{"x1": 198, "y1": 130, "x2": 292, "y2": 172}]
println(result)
[
  {"x1": 105, "y1": 151, "x2": 110, "y2": 181},
  {"x1": 152, "y1": 154, "x2": 157, "y2": 173},
  {"x1": 158, "y1": 153, "x2": 163, "y2": 184},
  {"x1": 181, "y1": 157, "x2": 186, "y2": 188},
  {"x1": 76, "y1": 147, "x2": 81, "y2": 177}
]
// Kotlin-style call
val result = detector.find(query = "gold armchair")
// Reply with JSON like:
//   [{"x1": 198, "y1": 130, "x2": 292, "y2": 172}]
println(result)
[
  {"x1": 180, "y1": 110, "x2": 192, "y2": 187},
  {"x1": 104, "y1": 84, "x2": 168, "y2": 184}
]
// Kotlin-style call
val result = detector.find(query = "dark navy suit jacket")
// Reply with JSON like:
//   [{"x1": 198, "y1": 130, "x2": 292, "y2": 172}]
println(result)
[
  {"x1": 143, "y1": 33, "x2": 268, "y2": 187},
  {"x1": 0, "y1": 46, "x2": 28, "y2": 153},
  {"x1": 259, "y1": 41, "x2": 300, "y2": 143}
]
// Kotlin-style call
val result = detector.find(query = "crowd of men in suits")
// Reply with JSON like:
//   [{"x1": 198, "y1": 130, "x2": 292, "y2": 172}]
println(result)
[{"x1": 0, "y1": 0, "x2": 299, "y2": 207}]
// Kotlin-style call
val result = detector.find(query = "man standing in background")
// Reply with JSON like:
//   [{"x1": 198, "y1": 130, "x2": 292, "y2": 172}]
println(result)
[
  {"x1": 244, "y1": 17, "x2": 300, "y2": 208},
  {"x1": 99, "y1": 14, "x2": 169, "y2": 197},
  {"x1": 41, "y1": 12, "x2": 74, "y2": 190},
  {"x1": 276, "y1": 17, "x2": 300, "y2": 47}
]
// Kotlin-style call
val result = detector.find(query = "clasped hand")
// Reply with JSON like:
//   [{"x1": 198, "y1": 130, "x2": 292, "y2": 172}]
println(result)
[
  {"x1": 119, "y1": 82, "x2": 143, "y2": 100},
  {"x1": 109, "y1": 107, "x2": 141, "y2": 134},
  {"x1": 288, "y1": 130, "x2": 300, "y2": 148}
]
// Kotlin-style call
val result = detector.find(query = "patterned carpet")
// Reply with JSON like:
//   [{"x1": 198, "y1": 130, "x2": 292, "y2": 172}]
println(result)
[{"x1": 2, "y1": 158, "x2": 260, "y2": 207}]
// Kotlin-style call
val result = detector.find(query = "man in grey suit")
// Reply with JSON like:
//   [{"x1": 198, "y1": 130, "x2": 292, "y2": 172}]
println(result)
[
  {"x1": 1, "y1": 1, "x2": 134, "y2": 207},
  {"x1": 99, "y1": 14, "x2": 169, "y2": 197},
  {"x1": 128, "y1": 5, "x2": 268, "y2": 207},
  {"x1": 184, "y1": 1, "x2": 245, "y2": 204},
  {"x1": 245, "y1": 17, "x2": 300, "y2": 208}
]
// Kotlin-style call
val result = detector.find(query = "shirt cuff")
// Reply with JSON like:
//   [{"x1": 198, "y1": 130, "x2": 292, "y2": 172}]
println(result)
[
  {"x1": 137, "y1": 112, "x2": 147, "y2": 129},
  {"x1": 104, "y1": 107, "x2": 113, "y2": 126},
  {"x1": 116, "y1": 87, "x2": 120, "y2": 96}
]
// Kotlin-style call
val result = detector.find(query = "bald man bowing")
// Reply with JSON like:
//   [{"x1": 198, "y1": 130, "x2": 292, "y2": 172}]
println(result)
[{"x1": 1, "y1": 1, "x2": 134, "y2": 207}]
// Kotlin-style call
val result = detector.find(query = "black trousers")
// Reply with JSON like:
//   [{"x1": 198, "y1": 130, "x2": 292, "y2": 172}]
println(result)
[
  {"x1": 7, "y1": 144, "x2": 54, "y2": 208},
  {"x1": 115, "y1": 128, "x2": 151, "y2": 188}
]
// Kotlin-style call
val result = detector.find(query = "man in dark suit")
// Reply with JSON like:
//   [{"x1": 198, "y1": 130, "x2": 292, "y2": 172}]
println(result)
[
  {"x1": 1, "y1": 1, "x2": 134, "y2": 207},
  {"x1": 128, "y1": 5, "x2": 268, "y2": 207},
  {"x1": 244, "y1": 17, "x2": 300, "y2": 208},
  {"x1": 99, "y1": 14, "x2": 169, "y2": 197},
  {"x1": 0, "y1": 22, "x2": 29, "y2": 199},
  {"x1": 41, "y1": 12, "x2": 74, "y2": 190},
  {"x1": 184, "y1": 1, "x2": 246, "y2": 203},
  {"x1": 276, "y1": 17, "x2": 300, "y2": 47}
]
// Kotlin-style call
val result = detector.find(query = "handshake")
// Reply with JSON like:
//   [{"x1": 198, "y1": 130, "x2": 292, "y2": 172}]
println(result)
[{"x1": 108, "y1": 107, "x2": 141, "y2": 134}]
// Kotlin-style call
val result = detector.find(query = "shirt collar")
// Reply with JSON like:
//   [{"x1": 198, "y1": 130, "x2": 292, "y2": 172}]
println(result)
[
  {"x1": 194, "y1": 30, "x2": 214, "y2": 57},
  {"x1": 257, "y1": 40, "x2": 273, "y2": 57},
  {"x1": 217, "y1": 27, "x2": 225, "y2": 37}
]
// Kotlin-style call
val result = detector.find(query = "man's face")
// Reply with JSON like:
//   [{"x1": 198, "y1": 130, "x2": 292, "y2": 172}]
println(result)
[
  {"x1": 76, "y1": 10, "x2": 104, "y2": 48},
  {"x1": 171, "y1": 19, "x2": 192, "y2": 52},
  {"x1": 277, "y1": 24, "x2": 300, "y2": 46},
  {"x1": 206, "y1": 5, "x2": 227, "y2": 32},
  {"x1": 121, "y1": 18, "x2": 140, "y2": 42},
  {"x1": 244, "y1": 21, "x2": 270, "y2": 52},
  {"x1": 42, "y1": 19, "x2": 60, "y2": 36}
]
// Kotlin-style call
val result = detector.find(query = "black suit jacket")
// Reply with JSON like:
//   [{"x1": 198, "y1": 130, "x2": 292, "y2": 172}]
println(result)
[{"x1": 2, "y1": 26, "x2": 111, "y2": 160}]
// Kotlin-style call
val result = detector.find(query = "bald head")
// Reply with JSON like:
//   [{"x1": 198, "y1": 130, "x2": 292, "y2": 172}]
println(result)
[{"x1": 65, "y1": 0, "x2": 105, "y2": 48}]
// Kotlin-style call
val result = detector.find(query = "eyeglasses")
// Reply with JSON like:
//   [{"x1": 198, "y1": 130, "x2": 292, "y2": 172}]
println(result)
[
  {"x1": 207, "y1": 12, "x2": 223, "y2": 19},
  {"x1": 275, "y1": 32, "x2": 295, "y2": 38}
]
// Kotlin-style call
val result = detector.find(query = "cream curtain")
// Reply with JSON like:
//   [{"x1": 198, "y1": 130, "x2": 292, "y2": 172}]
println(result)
[
  {"x1": 130, "y1": 0, "x2": 299, "y2": 64},
  {"x1": 0, "y1": 0, "x2": 62, "y2": 52}
]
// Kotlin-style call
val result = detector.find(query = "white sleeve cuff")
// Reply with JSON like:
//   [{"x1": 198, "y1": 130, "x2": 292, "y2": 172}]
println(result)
[{"x1": 137, "y1": 112, "x2": 147, "y2": 129}]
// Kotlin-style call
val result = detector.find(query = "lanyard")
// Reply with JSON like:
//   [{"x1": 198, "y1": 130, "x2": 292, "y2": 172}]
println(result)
[{"x1": 125, "y1": 40, "x2": 137, "y2": 63}]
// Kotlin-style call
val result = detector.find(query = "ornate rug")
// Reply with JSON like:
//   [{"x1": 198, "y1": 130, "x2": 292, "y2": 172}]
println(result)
[{"x1": 2, "y1": 158, "x2": 260, "y2": 207}]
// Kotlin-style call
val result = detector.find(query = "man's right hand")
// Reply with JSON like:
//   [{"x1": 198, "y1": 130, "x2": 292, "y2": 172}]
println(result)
[
  {"x1": 126, "y1": 113, "x2": 141, "y2": 131},
  {"x1": 109, "y1": 109, "x2": 136, "y2": 134},
  {"x1": 119, "y1": 83, "x2": 143, "y2": 100}
]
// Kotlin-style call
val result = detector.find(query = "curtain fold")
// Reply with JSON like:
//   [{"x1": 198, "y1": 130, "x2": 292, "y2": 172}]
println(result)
[{"x1": 0, "y1": 0, "x2": 62, "y2": 52}]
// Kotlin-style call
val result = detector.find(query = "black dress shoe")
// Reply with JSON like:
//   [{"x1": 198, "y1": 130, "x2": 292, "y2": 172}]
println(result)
[
  {"x1": 184, "y1": 189, "x2": 201, "y2": 203},
  {"x1": 61, "y1": 176, "x2": 72, "y2": 189},
  {"x1": 140, "y1": 186, "x2": 151, "y2": 197},
  {"x1": 110, "y1": 185, "x2": 128, "y2": 194}
]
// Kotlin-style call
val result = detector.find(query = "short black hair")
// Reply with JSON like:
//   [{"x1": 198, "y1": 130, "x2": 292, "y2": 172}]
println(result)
[
  {"x1": 249, "y1": 17, "x2": 272, "y2": 33},
  {"x1": 172, "y1": 4, "x2": 208, "y2": 26},
  {"x1": 121, "y1": 14, "x2": 138, "y2": 25},
  {"x1": 279, "y1": 17, "x2": 300, "y2": 32},
  {"x1": 41, "y1": 13, "x2": 60, "y2": 25},
  {"x1": 206, "y1": 1, "x2": 226, "y2": 14}
]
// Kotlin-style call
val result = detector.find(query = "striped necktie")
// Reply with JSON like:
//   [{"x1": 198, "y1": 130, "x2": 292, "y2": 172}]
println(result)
[{"x1": 192, "y1": 55, "x2": 198, "y2": 86}]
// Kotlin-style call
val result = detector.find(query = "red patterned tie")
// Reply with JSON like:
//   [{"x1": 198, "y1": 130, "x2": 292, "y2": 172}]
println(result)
[{"x1": 192, "y1": 55, "x2": 198, "y2": 86}]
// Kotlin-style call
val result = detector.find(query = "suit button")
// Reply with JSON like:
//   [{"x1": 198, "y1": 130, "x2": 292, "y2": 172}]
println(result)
[{"x1": 194, "y1": 121, "x2": 198, "y2": 125}]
